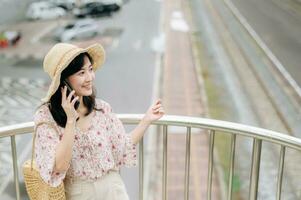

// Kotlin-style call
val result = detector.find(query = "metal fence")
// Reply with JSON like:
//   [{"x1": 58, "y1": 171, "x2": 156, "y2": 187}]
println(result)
[{"x1": 1, "y1": 114, "x2": 301, "y2": 200}]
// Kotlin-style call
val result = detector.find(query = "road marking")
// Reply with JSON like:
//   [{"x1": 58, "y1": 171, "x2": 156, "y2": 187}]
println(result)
[
  {"x1": 112, "y1": 38, "x2": 120, "y2": 48},
  {"x1": 3, "y1": 96, "x2": 19, "y2": 107},
  {"x1": 133, "y1": 39, "x2": 142, "y2": 50},
  {"x1": 170, "y1": 11, "x2": 189, "y2": 32},
  {"x1": 1, "y1": 77, "x2": 12, "y2": 88},
  {"x1": 18, "y1": 78, "x2": 29, "y2": 85},
  {"x1": 14, "y1": 96, "x2": 32, "y2": 107},
  {"x1": 150, "y1": 33, "x2": 165, "y2": 53},
  {"x1": 31, "y1": 22, "x2": 58, "y2": 44},
  {"x1": 0, "y1": 77, "x2": 46, "y2": 100}
]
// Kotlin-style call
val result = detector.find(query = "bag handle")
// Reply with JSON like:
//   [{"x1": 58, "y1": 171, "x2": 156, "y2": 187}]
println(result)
[{"x1": 31, "y1": 121, "x2": 61, "y2": 169}]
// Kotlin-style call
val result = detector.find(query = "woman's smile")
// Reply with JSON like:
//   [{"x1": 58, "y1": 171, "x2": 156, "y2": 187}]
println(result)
[{"x1": 82, "y1": 83, "x2": 92, "y2": 90}]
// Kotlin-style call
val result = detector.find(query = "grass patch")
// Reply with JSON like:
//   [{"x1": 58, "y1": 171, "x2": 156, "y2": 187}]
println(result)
[{"x1": 193, "y1": 32, "x2": 242, "y2": 199}]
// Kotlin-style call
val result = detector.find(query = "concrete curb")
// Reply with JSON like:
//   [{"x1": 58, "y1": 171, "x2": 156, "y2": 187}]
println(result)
[{"x1": 143, "y1": 0, "x2": 165, "y2": 199}]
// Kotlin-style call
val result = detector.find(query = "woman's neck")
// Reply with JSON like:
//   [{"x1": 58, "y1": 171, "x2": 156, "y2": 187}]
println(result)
[{"x1": 77, "y1": 96, "x2": 87, "y2": 116}]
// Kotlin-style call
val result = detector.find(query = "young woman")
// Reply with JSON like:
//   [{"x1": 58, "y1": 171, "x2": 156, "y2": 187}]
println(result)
[{"x1": 34, "y1": 43, "x2": 164, "y2": 200}]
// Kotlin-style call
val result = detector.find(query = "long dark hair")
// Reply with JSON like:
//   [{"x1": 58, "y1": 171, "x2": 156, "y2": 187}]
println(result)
[{"x1": 47, "y1": 52, "x2": 101, "y2": 128}]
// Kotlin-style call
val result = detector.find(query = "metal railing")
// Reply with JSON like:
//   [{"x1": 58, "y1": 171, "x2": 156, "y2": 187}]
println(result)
[{"x1": 1, "y1": 114, "x2": 301, "y2": 200}]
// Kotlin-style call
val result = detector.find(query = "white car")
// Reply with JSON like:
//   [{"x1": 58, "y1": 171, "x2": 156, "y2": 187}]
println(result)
[
  {"x1": 100, "y1": 0, "x2": 123, "y2": 6},
  {"x1": 57, "y1": 19, "x2": 99, "y2": 42},
  {"x1": 26, "y1": 2, "x2": 66, "y2": 20}
]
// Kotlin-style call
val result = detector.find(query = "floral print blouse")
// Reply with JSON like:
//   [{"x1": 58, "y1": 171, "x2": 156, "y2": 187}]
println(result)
[{"x1": 34, "y1": 99, "x2": 137, "y2": 187}]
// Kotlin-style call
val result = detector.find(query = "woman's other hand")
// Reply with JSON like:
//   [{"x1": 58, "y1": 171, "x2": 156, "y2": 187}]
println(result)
[
  {"x1": 61, "y1": 86, "x2": 79, "y2": 123},
  {"x1": 143, "y1": 99, "x2": 165, "y2": 124}
]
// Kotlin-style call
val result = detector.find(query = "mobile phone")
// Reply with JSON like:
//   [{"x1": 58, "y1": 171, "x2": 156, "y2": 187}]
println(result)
[{"x1": 63, "y1": 80, "x2": 80, "y2": 109}]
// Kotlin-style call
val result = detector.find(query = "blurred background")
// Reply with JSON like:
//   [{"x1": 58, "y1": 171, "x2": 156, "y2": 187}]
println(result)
[{"x1": 0, "y1": 0, "x2": 300, "y2": 199}]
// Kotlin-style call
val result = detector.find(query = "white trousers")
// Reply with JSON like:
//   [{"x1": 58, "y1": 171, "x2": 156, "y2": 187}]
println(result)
[{"x1": 64, "y1": 171, "x2": 130, "y2": 200}]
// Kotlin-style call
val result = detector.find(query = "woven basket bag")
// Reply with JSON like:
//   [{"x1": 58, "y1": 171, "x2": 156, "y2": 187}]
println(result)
[{"x1": 23, "y1": 121, "x2": 66, "y2": 200}]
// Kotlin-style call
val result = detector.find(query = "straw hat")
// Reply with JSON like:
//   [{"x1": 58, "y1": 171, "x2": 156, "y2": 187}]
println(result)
[{"x1": 41, "y1": 43, "x2": 105, "y2": 103}]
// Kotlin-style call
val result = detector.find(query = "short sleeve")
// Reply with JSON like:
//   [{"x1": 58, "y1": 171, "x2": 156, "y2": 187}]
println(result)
[
  {"x1": 33, "y1": 106, "x2": 67, "y2": 187},
  {"x1": 102, "y1": 101, "x2": 137, "y2": 168}
]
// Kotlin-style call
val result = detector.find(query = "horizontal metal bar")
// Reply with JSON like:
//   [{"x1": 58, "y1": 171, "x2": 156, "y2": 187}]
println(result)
[
  {"x1": 118, "y1": 115, "x2": 301, "y2": 151},
  {"x1": 1, "y1": 115, "x2": 301, "y2": 151},
  {"x1": 0, "y1": 115, "x2": 300, "y2": 200}
]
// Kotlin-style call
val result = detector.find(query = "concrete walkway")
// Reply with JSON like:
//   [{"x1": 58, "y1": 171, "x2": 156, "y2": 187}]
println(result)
[{"x1": 152, "y1": 0, "x2": 222, "y2": 199}]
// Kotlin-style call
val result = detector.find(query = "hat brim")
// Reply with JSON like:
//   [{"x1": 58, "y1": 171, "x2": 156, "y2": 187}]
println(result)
[
  {"x1": 41, "y1": 43, "x2": 105, "y2": 103},
  {"x1": 86, "y1": 43, "x2": 106, "y2": 71}
]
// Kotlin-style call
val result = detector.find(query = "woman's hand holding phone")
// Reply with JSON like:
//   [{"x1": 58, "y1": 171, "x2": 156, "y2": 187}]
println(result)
[{"x1": 61, "y1": 86, "x2": 79, "y2": 124}]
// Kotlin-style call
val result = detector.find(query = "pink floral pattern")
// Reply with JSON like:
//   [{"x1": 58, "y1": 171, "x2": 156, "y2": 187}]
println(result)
[{"x1": 34, "y1": 99, "x2": 137, "y2": 187}]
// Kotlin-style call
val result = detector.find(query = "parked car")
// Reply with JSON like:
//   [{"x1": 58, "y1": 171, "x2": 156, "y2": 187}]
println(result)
[
  {"x1": 55, "y1": 19, "x2": 99, "y2": 42},
  {"x1": 79, "y1": 0, "x2": 123, "y2": 6},
  {"x1": 26, "y1": 1, "x2": 66, "y2": 20},
  {"x1": 73, "y1": 2, "x2": 120, "y2": 18},
  {"x1": 0, "y1": 31, "x2": 21, "y2": 48}
]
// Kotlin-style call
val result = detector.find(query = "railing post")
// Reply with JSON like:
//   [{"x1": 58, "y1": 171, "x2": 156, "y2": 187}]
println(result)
[
  {"x1": 162, "y1": 125, "x2": 168, "y2": 200},
  {"x1": 11, "y1": 135, "x2": 20, "y2": 200},
  {"x1": 227, "y1": 134, "x2": 236, "y2": 200},
  {"x1": 139, "y1": 137, "x2": 144, "y2": 200},
  {"x1": 276, "y1": 146, "x2": 285, "y2": 200},
  {"x1": 184, "y1": 127, "x2": 192, "y2": 200},
  {"x1": 249, "y1": 138, "x2": 262, "y2": 200},
  {"x1": 207, "y1": 130, "x2": 215, "y2": 200}
]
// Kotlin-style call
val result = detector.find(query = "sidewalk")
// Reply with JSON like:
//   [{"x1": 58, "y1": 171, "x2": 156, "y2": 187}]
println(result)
[{"x1": 153, "y1": 0, "x2": 221, "y2": 199}]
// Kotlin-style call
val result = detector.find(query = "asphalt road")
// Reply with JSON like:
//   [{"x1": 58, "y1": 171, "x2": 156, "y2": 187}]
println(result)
[
  {"x1": 230, "y1": 0, "x2": 301, "y2": 87},
  {"x1": 0, "y1": 0, "x2": 161, "y2": 199}
]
